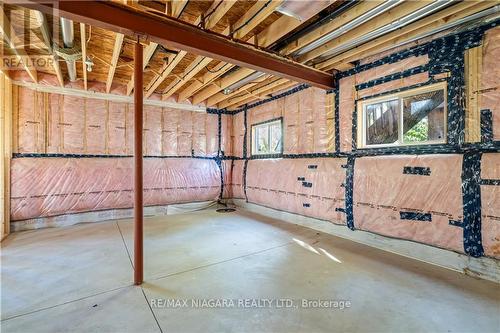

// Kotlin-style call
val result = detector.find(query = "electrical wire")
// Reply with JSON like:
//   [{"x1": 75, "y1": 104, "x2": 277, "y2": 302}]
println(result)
[
  {"x1": 199, "y1": 0, "x2": 223, "y2": 27},
  {"x1": 231, "y1": 0, "x2": 273, "y2": 36}
]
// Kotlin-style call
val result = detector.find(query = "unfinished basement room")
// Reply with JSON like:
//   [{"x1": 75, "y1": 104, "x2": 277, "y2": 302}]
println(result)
[{"x1": 1, "y1": 0, "x2": 499, "y2": 332}]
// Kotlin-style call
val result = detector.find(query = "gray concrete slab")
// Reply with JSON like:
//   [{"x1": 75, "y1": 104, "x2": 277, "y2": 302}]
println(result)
[
  {"x1": 142, "y1": 229, "x2": 500, "y2": 333},
  {"x1": 116, "y1": 209, "x2": 320, "y2": 280},
  {"x1": 2, "y1": 208, "x2": 499, "y2": 332},
  {"x1": 1, "y1": 221, "x2": 134, "y2": 319},
  {"x1": 1, "y1": 286, "x2": 160, "y2": 333}
]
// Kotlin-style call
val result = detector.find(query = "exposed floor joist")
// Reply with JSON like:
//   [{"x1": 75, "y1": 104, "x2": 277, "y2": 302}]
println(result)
[
  {"x1": 297, "y1": 0, "x2": 434, "y2": 63},
  {"x1": 20, "y1": 0, "x2": 333, "y2": 90},
  {"x1": 80, "y1": 23, "x2": 88, "y2": 90},
  {"x1": 0, "y1": 7, "x2": 38, "y2": 83},
  {"x1": 317, "y1": 1, "x2": 498, "y2": 71},
  {"x1": 34, "y1": 11, "x2": 64, "y2": 87},
  {"x1": 106, "y1": 33, "x2": 124, "y2": 93}
]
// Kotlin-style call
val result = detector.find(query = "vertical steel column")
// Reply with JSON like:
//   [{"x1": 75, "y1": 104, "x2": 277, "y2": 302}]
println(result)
[{"x1": 134, "y1": 39, "x2": 143, "y2": 285}]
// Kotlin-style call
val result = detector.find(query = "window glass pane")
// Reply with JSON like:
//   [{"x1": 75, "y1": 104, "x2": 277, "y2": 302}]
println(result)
[
  {"x1": 255, "y1": 125, "x2": 269, "y2": 154},
  {"x1": 269, "y1": 123, "x2": 282, "y2": 153},
  {"x1": 365, "y1": 99, "x2": 399, "y2": 145},
  {"x1": 402, "y1": 90, "x2": 445, "y2": 144}
]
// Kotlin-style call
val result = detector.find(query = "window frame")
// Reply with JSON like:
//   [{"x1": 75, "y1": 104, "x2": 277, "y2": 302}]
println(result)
[
  {"x1": 357, "y1": 82, "x2": 448, "y2": 149},
  {"x1": 250, "y1": 117, "x2": 284, "y2": 157}
]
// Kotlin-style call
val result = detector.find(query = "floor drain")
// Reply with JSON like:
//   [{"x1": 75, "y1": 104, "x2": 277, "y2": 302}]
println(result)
[{"x1": 216, "y1": 208, "x2": 236, "y2": 213}]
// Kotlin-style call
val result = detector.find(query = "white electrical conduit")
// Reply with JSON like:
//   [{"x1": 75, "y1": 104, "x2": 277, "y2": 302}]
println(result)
[
  {"x1": 293, "y1": 0, "x2": 403, "y2": 56},
  {"x1": 383, "y1": 5, "x2": 500, "y2": 55},
  {"x1": 313, "y1": 0, "x2": 454, "y2": 63}
]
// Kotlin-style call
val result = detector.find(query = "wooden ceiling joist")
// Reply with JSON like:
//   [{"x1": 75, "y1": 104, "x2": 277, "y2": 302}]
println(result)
[
  {"x1": 156, "y1": 0, "x2": 237, "y2": 101},
  {"x1": 20, "y1": 0, "x2": 333, "y2": 90},
  {"x1": 204, "y1": 0, "x2": 237, "y2": 31},
  {"x1": 297, "y1": 0, "x2": 434, "y2": 63},
  {"x1": 126, "y1": 41, "x2": 157, "y2": 95},
  {"x1": 207, "y1": 73, "x2": 270, "y2": 107},
  {"x1": 0, "y1": 7, "x2": 37, "y2": 83},
  {"x1": 192, "y1": 0, "x2": 309, "y2": 104},
  {"x1": 317, "y1": 1, "x2": 498, "y2": 71},
  {"x1": 34, "y1": 11, "x2": 64, "y2": 87},
  {"x1": 228, "y1": 80, "x2": 297, "y2": 109},
  {"x1": 176, "y1": 0, "x2": 279, "y2": 103},
  {"x1": 80, "y1": 23, "x2": 87, "y2": 90},
  {"x1": 145, "y1": 50, "x2": 186, "y2": 98},
  {"x1": 161, "y1": 55, "x2": 212, "y2": 100},
  {"x1": 217, "y1": 77, "x2": 288, "y2": 109},
  {"x1": 232, "y1": 0, "x2": 283, "y2": 40},
  {"x1": 177, "y1": 61, "x2": 232, "y2": 102},
  {"x1": 106, "y1": 32, "x2": 124, "y2": 93},
  {"x1": 279, "y1": 0, "x2": 383, "y2": 55},
  {"x1": 193, "y1": 67, "x2": 255, "y2": 105}
]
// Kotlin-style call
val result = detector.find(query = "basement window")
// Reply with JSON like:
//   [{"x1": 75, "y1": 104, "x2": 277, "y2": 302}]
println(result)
[
  {"x1": 357, "y1": 83, "x2": 447, "y2": 148},
  {"x1": 251, "y1": 118, "x2": 283, "y2": 156}
]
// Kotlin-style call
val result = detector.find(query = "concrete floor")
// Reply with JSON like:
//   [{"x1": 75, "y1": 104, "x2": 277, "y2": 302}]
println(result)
[{"x1": 1, "y1": 208, "x2": 499, "y2": 333}]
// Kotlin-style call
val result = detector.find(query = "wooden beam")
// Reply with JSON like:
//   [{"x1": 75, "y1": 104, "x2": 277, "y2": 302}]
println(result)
[
  {"x1": 159, "y1": 0, "x2": 235, "y2": 101},
  {"x1": 80, "y1": 23, "x2": 87, "y2": 90},
  {"x1": 34, "y1": 11, "x2": 64, "y2": 87},
  {"x1": 145, "y1": 50, "x2": 186, "y2": 98},
  {"x1": 106, "y1": 32, "x2": 124, "y2": 93},
  {"x1": 298, "y1": 0, "x2": 434, "y2": 63},
  {"x1": 193, "y1": 68, "x2": 255, "y2": 105},
  {"x1": 317, "y1": 1, "x2": 497, "y2": 71},
  {"x1": 161, "y1": 55, "x2": 212, "y2": 100},
  {"x1": 465, "y1": 46, "x2": 482, "y2": 143},
  {"x1": 171, "y1": 0, "x2": 188, "y2": 18},
  {"x1": 177, "y1": 62, "x2": 232, "y2": 102},
  {"x1": 232, "y1": 0, "x2": 283, "y2": 40},
  {"x1": 126, "y1": 42, "x2": 157, "y2": 95},
  {"x1": 218, "y1": 77, "x2": 288, "y2": 109},
  {"x1": 174, "y1": 0, "x2": 281, "y2": 103},
  {"x1": 22, "y1": 1, "x2": 333, "y2": 89},
  {"x1": 0, "y1": 7, "x2": 37, "y2": 83},
  {"x1": 204, "y1": 0, "x2": 237, "y2": 30},
  {"x1": 279, "y1": 1, "x2": 383, "y2": 55},
  {"x1": 0, "y1": 73, "x2": 12, "y2": 240},
  {"x1": 207, "y1": 74, "x2": 270, "y2": 107},
  {"x1": 229, "y1": 80, "x2": 297, "y2": 109}
]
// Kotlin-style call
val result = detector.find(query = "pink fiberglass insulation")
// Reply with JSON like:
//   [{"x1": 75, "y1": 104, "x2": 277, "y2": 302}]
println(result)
[
  {"x1": 221, "y1": 114, "x2": 233, "y2": 156},
  {"x1": 10, "y1": 157, "x2": 221, "y2": 221},
  {"x1": 108, "y1": 101, "x2": 127, "y2": 155},
  {"x1": 481, "y1": 27, "x2": 500, "y2": 140},
  {"x1": 246, "y1": 159, "x2": 346, "y2": 223},
  {"x1": 84, "y1": 98, "x2": 107, "y2": 154},
  {"x1": 59, "y1": 95, "x2": 87, "y2": 154},
  {"x1": 161, "y1": 107, "x2": 179, "y2": 156},
  {"x1": 17, "y1": 88, "x2": 45, "y2": 153},
  {"x1": 14, "y1": 87, "x2": 219, "y2": 157},
  {"x1": 222, "y1": 160, "x2": 233, "y2": 199},
  {"x1": 354, "y1": 155, "x2": 464, "y2": 253},
  {"x1": 480, "y1": 153, "x2": 500, "y2": 259},
  {"x1": 145, "y1": 105, "x2": 163, "y2": 156},
  {"x1": 339, "y1": 77, "x2": 355, "y2": 152},
  {"x1": 232, "y1": 111, "x2": 245, "y2": 158},
  {"x1": 229, "y1": 160, "x2": 245, "y2": 199},
  {"x1": 249, "y1": 87, "x2": 331, "y2": 155}
]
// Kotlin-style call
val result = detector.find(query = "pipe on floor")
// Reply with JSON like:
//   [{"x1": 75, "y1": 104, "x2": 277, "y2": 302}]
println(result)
[{"x1": 134, "y1": 39, "x2": 144, "y2": 286}]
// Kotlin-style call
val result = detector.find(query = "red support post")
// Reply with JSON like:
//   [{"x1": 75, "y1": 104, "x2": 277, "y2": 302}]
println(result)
[{"x1": 134, "y1": 39, "x2": 143, "y2": 285}]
